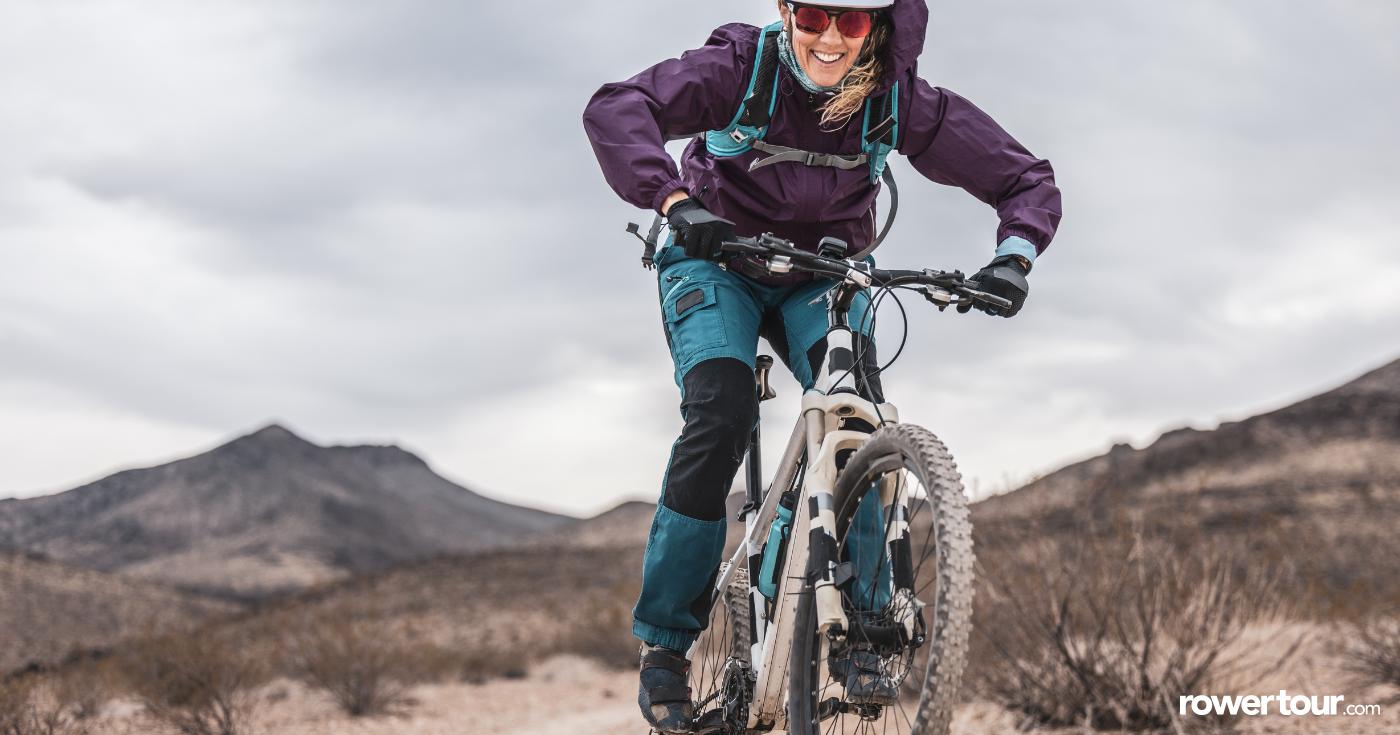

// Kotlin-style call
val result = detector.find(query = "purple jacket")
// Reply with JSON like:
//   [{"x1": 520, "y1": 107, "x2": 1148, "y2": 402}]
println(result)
[{"x1": 582, "y1": 0, "x2": 1061, "y2": 271}]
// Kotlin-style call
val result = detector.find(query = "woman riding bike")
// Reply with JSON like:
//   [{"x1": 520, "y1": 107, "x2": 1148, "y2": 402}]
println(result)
[{"x1": 582, "y1": 1, "x2": 1062, "y2": 731}]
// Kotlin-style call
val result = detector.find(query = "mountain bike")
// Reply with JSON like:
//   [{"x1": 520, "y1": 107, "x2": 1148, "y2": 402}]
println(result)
[{"x1": 657, "y1": 232, "x2": 1004, "y2": 735}]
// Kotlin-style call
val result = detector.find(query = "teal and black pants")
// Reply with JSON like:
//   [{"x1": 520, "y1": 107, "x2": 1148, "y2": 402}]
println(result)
[{"x1": 633, "y1": 244, "x2": 888, "y2": 652}]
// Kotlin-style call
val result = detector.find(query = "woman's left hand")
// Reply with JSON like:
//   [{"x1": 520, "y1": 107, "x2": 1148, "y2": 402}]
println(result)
[{"x1": 966, "y1": 255, "x2": 1030, "y2": 318}]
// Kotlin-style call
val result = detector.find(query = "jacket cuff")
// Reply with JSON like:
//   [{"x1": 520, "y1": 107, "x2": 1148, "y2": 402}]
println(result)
[
  {"x1": 651, "y1": 178, "x2": 689, "y2": 215},
  {"x1": 995, "y1": 236, "x2": 1038, "y2": 265}
]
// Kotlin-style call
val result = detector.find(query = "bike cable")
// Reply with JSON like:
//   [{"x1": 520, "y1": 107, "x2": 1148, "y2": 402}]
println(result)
[{"x1": 831, "y1": 276, "x2": 916, "y2": 425}]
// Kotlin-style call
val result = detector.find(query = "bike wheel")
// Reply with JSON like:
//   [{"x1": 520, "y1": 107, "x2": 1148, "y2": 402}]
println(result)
[
  {"x1": 686, "y1": 562, "x2": 752, "y2": 732},
  {"x1": 788, "y1": 423, "x2": 974, "y2": 735}
]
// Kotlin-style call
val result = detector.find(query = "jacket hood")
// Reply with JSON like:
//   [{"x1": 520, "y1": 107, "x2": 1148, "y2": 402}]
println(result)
[{"x1": 881, "y1": 0, "x2": 928, "y2": 87}]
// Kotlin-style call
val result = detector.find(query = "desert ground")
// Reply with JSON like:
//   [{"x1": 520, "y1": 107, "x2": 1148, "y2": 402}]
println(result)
[
  {"x1": 72, "y1": 622, "x2": 1396, "y2": 735},
  {"x1": 7, "y1": 363, "x2": 1397, "y2": 734}
]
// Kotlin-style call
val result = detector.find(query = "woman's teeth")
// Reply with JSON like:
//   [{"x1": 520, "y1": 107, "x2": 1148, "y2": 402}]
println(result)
[{"x1": 811, "y1": 50, "x2": 844, "y2": 64}]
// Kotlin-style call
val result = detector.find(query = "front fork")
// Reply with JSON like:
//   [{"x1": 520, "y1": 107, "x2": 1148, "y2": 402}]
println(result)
[
  {"x1": 746, "y1": 333, "x2": 902, "y2": 729},
  {"x1": 805, "y1": 426, "x2": 865, "y2": 635},
  {"x1": 800, "y1": 391, "x2": 900, "y2": 638}
]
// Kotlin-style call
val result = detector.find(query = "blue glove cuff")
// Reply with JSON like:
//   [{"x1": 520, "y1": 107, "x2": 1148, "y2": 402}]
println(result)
[{"x1": 995, "y1": 236, "x2": 1038, "y2": 265}]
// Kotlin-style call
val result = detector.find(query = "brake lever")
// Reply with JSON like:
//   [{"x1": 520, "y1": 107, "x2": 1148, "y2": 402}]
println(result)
[
  {"x1": 959, "y1": 284, "x2": 1013, "y2": 310},
  {"x1": 921, "y1": 286, "x2": 953, "y2": 312}
]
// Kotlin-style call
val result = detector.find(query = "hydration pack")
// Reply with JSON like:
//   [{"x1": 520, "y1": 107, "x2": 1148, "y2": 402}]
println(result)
[
  {"x1": 631, "y1": 21, "x2": 900, "y2": 269},
  {"x1": 705, "y1": 21, "x2": 899, "y2": 187}
]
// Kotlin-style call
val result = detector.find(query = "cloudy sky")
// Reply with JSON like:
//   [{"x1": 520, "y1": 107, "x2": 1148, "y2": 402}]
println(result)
[{"x1": 2, "y1": 1, "x2": 1397, "y2": 517}]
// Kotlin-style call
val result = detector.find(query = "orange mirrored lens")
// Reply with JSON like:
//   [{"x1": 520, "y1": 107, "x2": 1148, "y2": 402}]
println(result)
[
  {"x1": 793, "y1": 6, "x2": 832, "y2": 34},
  {"x1": 835, "y1": 10, "x2": 872, "y2": 38},
  {"x1": 791, "y1": 6, "x2": 873, "y2": 38}
]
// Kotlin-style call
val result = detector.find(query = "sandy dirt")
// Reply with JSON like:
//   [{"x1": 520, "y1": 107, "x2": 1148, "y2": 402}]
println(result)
[{"x1": 80, "y1": 646, "x2": 1395, "y2": 735}]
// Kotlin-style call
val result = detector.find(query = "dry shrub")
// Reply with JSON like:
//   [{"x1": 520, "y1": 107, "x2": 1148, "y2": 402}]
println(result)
[
  {"x1": 553, "y1": 598, "x2": 636, "y2": 671},
  {"x1": 974, "y1": 526, "x2": 1299, "y2": 732},
  {"x1": 51, "y1": 658, "x2": 117, "y2": 722},
  {"x1": 0, "y1": 675, "x2": 88, "y2": 735},
  {"x1": 122, "y1": 633, "x2": 265, "y2": 735},
  {"x1": 457, "y1": 646, "x2": 528, "y2": 685},
  {"x1": 286, "y1": 617, "x2": 437, "y2": 717},
  {"x1": 0, "y1": 678, "x2": 33, "y2": 734},
  {"x1": 1344, "y1": 612, "x2": 1400, "y2": 703}
]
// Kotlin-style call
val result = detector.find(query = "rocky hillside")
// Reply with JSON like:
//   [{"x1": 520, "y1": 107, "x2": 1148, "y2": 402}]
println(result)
[
  {"x1": 975, "y1": 356, "x2": 1400, "y2": 526},
  {"x1": 972, "y1": 356, "x2": 1400, "y2": 613},
  {"x1": 0, "y1": 424, "x2": 571, "y2": 597},
  {"x1": 0, "y1": 552, "x2": 235, "y2": 673},
  {"x1": 535, "y1": 500, "x2": 654, "y2": 550},
  {"x1": 531, "y1": 493, "x2": 751, "y2": 550}
]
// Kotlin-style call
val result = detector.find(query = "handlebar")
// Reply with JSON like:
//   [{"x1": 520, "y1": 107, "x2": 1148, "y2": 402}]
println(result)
[{"x1": 720, "y1": 233, "x2": 1013, "y2": 312}]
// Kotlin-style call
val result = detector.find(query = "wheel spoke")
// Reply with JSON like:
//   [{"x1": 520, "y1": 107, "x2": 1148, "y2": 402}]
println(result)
[{"x1": 790, "y1": 426, "x2": 972, "y2": 735}]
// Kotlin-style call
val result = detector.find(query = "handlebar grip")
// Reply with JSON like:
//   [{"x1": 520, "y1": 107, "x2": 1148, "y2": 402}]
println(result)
[
  {"x1": 960, "y1": 281, "x2": 1013, "y2": 310},
  {"x1": 720, "y1": 240, "x2": 765, "y2": 255}
]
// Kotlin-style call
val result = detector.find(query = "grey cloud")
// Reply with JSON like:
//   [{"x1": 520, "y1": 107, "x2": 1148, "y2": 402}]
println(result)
[{"x1": 1, "y1": 1, "x2": 1397, "y2": 512}]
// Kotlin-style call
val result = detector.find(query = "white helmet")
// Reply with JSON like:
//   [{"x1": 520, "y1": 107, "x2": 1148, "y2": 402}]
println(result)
[{"x1": 807, "y1": 1, "x2": 895, "y2": 7}]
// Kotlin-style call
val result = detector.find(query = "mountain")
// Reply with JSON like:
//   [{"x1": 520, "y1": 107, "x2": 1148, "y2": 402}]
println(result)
[
  {"x1": 0, "y1": 424, "x2": 571, "y2": 597},
  {"x1": 534, "y1": 500, "x2": 655, "y2": 550},
  {"x1": 533, "y1": 493, "x2": 751, "y2": 550},
  {"x1": 975, "y1": 356, "x2": 1400, "y2": 526},
  {"x1": 0, "y1": 552, "x2": 235, "y2": 673},
  {"x1": 971, "y1": 356, "x2": 1400, "y2": 612}
]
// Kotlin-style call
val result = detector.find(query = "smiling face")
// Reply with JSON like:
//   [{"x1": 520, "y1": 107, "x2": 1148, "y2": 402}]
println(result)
[{"x1": 778, "y1": 2, "x2": 871, "y2": 87}]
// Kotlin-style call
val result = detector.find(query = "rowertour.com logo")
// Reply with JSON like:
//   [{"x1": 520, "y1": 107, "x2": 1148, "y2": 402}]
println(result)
[{"x1": 1179, "y1": 690, "x2": 1383, "y2": 718}]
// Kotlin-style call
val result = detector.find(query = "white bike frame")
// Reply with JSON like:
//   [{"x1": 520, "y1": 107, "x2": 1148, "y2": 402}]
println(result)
[{"x1": 696, "y1": 314, "x2": 906, "y2": 732}]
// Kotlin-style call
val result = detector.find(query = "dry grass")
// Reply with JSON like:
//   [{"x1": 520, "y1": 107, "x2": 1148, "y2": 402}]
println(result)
[
  {"x1": 284, "y1": 616, "x2": 452, "y2": 717},
  {"x1": 1344, "y1": 611, "x2": 1400, "y2": 704},
  {"x1": 121, "y1": 633, "x2": 267, "y2": 735},
  {"x1": 551, "y1": 596, "x2": 637, "y2": 672},
  {"x1": 973, "y1": 524, "x2": 1302, "y2": 732},
  {"x1": 456, "y1": 645, "x2": 528, "y2": 685},
  {"x1": 0, "y1": 675, "x2": 87, "y2": 735},
  {"x1": 0, "y1": 553, "x2": 239, "y2": 675}
]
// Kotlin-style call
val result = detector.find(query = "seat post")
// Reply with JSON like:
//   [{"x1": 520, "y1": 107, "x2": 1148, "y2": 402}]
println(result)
[{"x1": 741, "y1": 355, "x2": 778, "y2": 520}]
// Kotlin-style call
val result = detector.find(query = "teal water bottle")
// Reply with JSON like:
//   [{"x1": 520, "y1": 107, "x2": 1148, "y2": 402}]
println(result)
[{"x1": 758, "y1": 491, "x2": 797, "y2": 598}]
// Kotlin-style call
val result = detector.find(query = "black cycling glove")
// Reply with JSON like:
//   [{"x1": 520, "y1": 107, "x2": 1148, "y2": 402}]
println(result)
[
  {"x1": 667, "y1": 198, "x2": 735, "y2": 261},
  {"x1": 964, "y1": 254, "x2": 1031, "y2": 318}
]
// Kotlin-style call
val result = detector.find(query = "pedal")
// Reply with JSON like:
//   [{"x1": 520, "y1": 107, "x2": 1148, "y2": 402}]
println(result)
[
  {"x1": 694, "y1": 708, "x2": 728, "y2": 728},
  {"x1": 691, "y1": 708, "x2": 728, "y2": 734}
]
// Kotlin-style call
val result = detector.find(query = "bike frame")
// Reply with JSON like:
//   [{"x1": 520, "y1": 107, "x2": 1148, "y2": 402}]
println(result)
[{"x1": 696, "y1": 279, "x2": 910, "y2": 732}]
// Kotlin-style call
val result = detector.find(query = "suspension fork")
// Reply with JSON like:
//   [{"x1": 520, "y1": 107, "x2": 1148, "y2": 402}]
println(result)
[{"x1": 798, "y1": 391, "x2": 901, "y2": 639}]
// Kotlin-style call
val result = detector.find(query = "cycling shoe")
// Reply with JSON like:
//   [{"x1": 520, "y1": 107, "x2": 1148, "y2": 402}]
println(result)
[{"x1": 638, "y1": 643, "x2": 694, "y2": 733}]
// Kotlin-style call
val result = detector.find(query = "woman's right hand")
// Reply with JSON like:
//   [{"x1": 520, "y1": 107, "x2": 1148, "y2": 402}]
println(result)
[{"x1": 666, "y1": 198, "x2": 735, "y2": 261}]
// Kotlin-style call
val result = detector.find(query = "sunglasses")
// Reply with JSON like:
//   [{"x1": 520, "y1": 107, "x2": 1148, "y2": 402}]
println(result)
[{"x1": 787, "y1": 3, "x2": 875, "y2": 39}]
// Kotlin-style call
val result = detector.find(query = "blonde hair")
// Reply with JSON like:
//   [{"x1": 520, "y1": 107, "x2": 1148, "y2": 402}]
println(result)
[{"x1": 818, "y1": 20, "x2": 890, "y2": 130}]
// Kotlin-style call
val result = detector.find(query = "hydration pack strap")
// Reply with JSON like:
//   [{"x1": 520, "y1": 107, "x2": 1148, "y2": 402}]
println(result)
[
  {"x1": 737, "y1": 30, "x2": 782, "y2": 131},
  {"x1": 870, "y1": 166, "x2": 898, "y2": 251},
  {"x1": 865, "y1": 114, "x2": 895, "y2": 146},
  {"x1": 748, "y1": 139, "x2": 868, "y2": 171},
  {"x1": 864, "y1": 87, "x2": 896, "y2": 143}
]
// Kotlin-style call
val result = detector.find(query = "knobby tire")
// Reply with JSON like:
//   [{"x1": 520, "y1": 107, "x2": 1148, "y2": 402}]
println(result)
[{"x1": 787, "y1": 423, "x2": 974, "y2": 735}]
